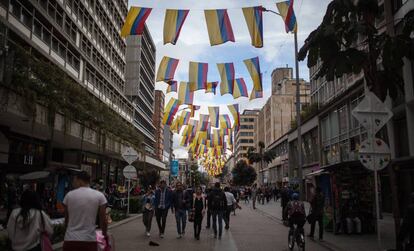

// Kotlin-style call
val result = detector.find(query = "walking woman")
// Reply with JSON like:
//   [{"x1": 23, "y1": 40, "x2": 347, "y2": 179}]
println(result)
[
  {"x1": 7, "y1": 190, "x2": 53, "y2": 251},
  {"x1": 142, "y1": 186, "x2": 155, "y2": 237},
  {"x1": 193, "y1": 186, "x2": 205, "y2": 240}
]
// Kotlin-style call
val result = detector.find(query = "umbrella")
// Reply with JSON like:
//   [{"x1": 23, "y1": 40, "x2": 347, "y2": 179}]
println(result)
[{"x1": 20, "y1": 171, "x2": 50, "y2": 181}]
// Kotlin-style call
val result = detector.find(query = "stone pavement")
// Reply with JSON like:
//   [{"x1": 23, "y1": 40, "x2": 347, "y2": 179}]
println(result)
[
  {"x1": 255, "y1": 199, "x2": 396, "y2": 251},
  {"x1": 110, "y1": 203, "x2": 332, "y2": 251}
]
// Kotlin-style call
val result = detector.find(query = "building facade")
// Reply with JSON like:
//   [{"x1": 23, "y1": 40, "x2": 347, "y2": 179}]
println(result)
[
  {"x1": 234, "y1": 109, "x2": 260, "y2": 163},
  {"x1": 153, "y1": 90, "x2": 164, "y2": 161}
]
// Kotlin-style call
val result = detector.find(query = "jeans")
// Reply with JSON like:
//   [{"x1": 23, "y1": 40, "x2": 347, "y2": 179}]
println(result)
[
  {"x1": 310, "y1": 214, "x2": 324, "y2": 239},
  {"x1": 212, "y1": 210, "x2": 224, "y2": 237},
  {"x1": 143, "y1": 209, "x2": 154, "y2": 232},
  {"x1": 194, "y1": 214, "x2": 203, "y2": 238},
  {"x1": 155, "y1": 208, "x2": 169, "y2": 234},
  {"x1": 206, "y1": 209, "x2": 211, "y2": 227},
  {"x1": 224, "y1": 205, "x2": 233, "y2": 228},
  {"x1": 175, "y1": 209, "x2": 187, "y2": 235}
]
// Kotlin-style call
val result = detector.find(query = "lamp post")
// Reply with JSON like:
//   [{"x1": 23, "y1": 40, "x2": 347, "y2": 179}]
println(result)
[{"x1": 262, "y1": 8, "x2": 303, "y2": 197}]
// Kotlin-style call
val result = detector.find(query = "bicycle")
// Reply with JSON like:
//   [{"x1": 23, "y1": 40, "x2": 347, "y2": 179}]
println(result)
[{"x1": 288, "y1": 223, "x2": 305, "y2": 251}]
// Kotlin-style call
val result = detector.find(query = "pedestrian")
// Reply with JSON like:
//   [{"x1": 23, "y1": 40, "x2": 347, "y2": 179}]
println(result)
[
  {"x1": 231, "y1": 187, "x2": 239, "y2": 216},
  {"x1": 171, "y1": 182, "x2": 189, "y2": 238},
  {"x1": 208, "y1": 182, "x2": 227, "y2": 239},
  {"x1": 308, "y1": 187, "x2": 325, "y2": 241},
  {"x1": 281, "y1": 186, "x2": 290, "y2": 221},
  {"x1": 142, "y1": 186, "x2": 155, "y2": 237},
  {"x1": 205, "y1": 187, "x2": 212, "y2": 229},
  {"x1": 6, "y1": 180, "x2": 17, "y2": 222},
  {"x1": 193, "y1": 186, "x2": 205, "y2": 240},
  {"x1": 398, "y1": 192, "x2": 414, "y2": 251},
  {"x1": 224, "y1": 187, "x2": 241, "y2": 230},
  {"x1": 154, "y1": 180, "x2": 172, "y2": 238},
  {"x1": 251, "y1": 184, "x2": 257, "y2": 209},
  {"x1": 62, "y1": 171, "x2": 108, "y2": 251},
  {"x1": 7, "y1": 190, "x2": 53, "y2": 251}
]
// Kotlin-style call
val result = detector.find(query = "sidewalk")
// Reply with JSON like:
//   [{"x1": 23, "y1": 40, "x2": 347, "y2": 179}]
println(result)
[{"x1": 255, "y1": 199, "x2": 396, "y2": 251}]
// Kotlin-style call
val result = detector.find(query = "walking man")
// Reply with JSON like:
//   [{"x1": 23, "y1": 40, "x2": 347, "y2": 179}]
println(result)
[
  {"x1": 205, "y1": 187, "x2": 212, "y2": 229},
  {"x1": 251, "y1": 184, "x2": 257, "y2": 210},
  {"x1": 172, "y1": 182, "x2": 190, "y2": 238},
  {"x1": 62, "y1": 171, "x2": 107, "y2": 251},
  {"x1": 224, "y1": 187, "x2": 241, "y2": 230},
  {"x1": 208, "y1": 182, "x2": 227, "y2": 239},
  {"x1": 154, "y1": 180, "x2": 172, "y2": 238},
  {"x1": 281, "y1": 186, "x2": 290, "y2": 221},
  {"x1": 308, "y1": 187, "x2": 325, "y2": 241}
]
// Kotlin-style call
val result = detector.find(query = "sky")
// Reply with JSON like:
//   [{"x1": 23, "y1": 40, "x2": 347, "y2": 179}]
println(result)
[{"x1": 128, "y1": 0, "x2": 331, "y2": 159}]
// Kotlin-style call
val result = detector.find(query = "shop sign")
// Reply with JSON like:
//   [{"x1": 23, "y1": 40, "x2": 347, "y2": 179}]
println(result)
[{"x1": 170, "y1": 160, "x2": 179, "y2": 177}]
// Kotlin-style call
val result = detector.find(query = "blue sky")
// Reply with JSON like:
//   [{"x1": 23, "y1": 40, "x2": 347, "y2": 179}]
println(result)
[{"x1": 128, "y1": 0, "x2": 331, "y2": 158}]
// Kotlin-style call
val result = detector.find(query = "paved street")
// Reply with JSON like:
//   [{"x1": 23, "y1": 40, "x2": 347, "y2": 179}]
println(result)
[{"x1": 111, "y1": 202, "x2": 330, "y2": 251}]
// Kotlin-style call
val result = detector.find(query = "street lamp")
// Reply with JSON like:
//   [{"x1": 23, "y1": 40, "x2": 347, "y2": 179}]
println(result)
[{"x1": 262, "y1": 7, "x2": 303, "y2": 196}]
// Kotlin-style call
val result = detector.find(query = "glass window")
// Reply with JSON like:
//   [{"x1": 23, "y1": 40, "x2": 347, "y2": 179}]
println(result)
[{"x1": 330, "y1": 110, "x2": 339, "y2": 139}]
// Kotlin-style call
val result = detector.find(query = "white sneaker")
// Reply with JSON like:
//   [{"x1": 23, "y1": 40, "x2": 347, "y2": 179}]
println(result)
[
  {"x1": 177, "y1": 234, "x2": 182, "y2": 239},
  {"x1": 160, "y1": 233, "x2": 164, "y2": 238},
  {"x1": 146, "y1": 232, "x2": 150, "y2": 237}
]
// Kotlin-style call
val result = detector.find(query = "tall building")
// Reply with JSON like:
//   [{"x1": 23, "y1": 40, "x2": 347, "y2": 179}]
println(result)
[
  {"x1": 153, "y1": 90, "x2": 164, "y2": 161},
  {"x1": 163, "y1": 124, "x2": 174, "y2": 162},
  {"x1": 271, "y1": 67, "x2": 293, "y2": 95},
  {"x1": 234, "y1": 109, "x2": 260, "y2": 162},
  {"x1": 0, "y1": 0, "x2": 164, "y2": 217}
]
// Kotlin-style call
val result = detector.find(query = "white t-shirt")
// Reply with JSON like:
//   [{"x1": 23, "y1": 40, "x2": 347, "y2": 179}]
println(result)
[
  {"x1": 224, "y1": 192, "x2": 236, "y2": 206},
  {"x1": 63, "y1": 187, "x2": 107, "y2": 241}
]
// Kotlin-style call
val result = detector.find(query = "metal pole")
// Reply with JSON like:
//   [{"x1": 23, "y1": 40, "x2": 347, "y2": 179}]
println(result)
[
  {"x1": 374, "y1": 169, "x2": 382, "y2": 250},
  {"x1": 127, "y1": 178, "x2": 131, "y2": 216},
  {"x1": 294, "y1": 32, "x2": 303, "y2": 197}
]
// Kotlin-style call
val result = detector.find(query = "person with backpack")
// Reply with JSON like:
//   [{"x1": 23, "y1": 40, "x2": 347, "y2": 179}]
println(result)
[
  {"x1": 285, "y1": 193, "x2": 306, "y2": 238},
  {"x1": 208, "y1": 182, "x2": 227, "y2": 239},
  {"x1": 7, "y1": 190, "x2": 53, "y2": 251},
  {"x1": 308, "y1": 187, "x2": 325, "y2": 241}
]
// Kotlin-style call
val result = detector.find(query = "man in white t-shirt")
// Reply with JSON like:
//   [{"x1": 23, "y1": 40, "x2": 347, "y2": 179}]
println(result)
[
  {"x1": 224, "y1": 187, "x2": 241, "y2": 230},
  {"x1": 63, "y1": 171, "x2": 107, "y2": 251}
]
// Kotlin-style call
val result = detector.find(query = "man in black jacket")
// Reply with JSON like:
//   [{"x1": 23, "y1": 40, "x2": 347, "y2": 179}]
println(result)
[
  {"x1": 398, "y1": 192, "x2": 414, "y2": 251},
  {"x1": 309, "y1": 187, "x2": 325, "y2": 240},
  {"x1": 172, "y1": 182, "x2": 190, "y2": 238},
  {"x1": 208, "y1": 182, "x2": 227, "y2": 239}
]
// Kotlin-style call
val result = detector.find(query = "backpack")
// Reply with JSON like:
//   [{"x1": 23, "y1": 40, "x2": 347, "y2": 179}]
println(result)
[
  {"x1": 210, "y1": 191, "x2": 224, "y2": 210},
  {"x1": 289, "y1": 201, "x2": 305, "y2": 216}
]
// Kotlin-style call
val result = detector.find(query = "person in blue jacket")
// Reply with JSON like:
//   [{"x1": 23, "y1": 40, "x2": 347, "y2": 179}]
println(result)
[{"x1": 154, "y1": 180, "x2": 173, "y2": 238}]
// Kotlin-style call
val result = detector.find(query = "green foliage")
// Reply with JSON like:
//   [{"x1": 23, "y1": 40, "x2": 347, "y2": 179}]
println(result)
[
  {"x1": 129, "y1": 196, "x2": 143, "y2": 214},
  {"x1": 298, "y1": 0, "x2": 414, "y2": 101},
  {"x1": 110, "y1": 209, "x2": 128, "y2": 222},
  {"x1": 1, "y1": 44, "x2": 143, "y2": 150},
  {"x1": 290, "y1": 103, "x2": 319, "y2": 129},
  {"x1": 139, "y1": 169, "x2": 160, "y2": 189},
  {"x1": 247, "y1": 141, "x2": 277, "y2": 165},
  {"x1": 231, "y1": 160, "x2": 257, "y2": 186}
]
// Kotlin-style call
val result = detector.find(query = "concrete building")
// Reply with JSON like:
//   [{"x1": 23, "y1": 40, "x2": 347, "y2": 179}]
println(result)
[
  {"x1": 234, "y1": 109, "x2": 260, "y2": 162},
  {"x1": 163, "y1": 125, "x2": 174, "y2": 163},
  {"x1": 0, "y1": 0, "x2": 164, "y2": 218},
  {"x1": 153, "y1": 90, "x2": 164, "y2": 161}
]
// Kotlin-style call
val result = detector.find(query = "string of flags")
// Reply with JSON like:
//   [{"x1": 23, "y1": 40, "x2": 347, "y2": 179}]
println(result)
[{"x1": 121, "y1": 2, "x2": 298, "y2": 46}]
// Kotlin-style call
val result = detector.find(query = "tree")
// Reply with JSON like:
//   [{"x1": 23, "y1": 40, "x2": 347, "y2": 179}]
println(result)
[
  {"x1": 247, "y1": 141, "x2": 277, "y2": 183},
  {"x1": 139, "y1": 169, "x2": 160, "y2": 189},
  {"x1": 298, "y1": 0, "x2": 414, "y2": 101},
  {"x1": 231, "y1": 160, "x2": 257, "y2": 186}
]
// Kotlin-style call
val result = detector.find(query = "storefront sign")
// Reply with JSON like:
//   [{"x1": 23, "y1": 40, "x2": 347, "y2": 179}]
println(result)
[{"x1": 170, "y1": 160, "x2": 179, "y2": 177}]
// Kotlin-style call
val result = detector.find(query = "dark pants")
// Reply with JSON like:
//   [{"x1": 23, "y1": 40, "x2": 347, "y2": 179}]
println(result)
[
  {"x1": 212, "y1": 210, "x2": 224, "y2": 237},
  {"x1": 28, "y1": 244, "x2": 41, "y2": 251},
  {"x1": 252, "y1": 196, "x2": 256, "y2": 209},
  {"x1": 143, "y1": 209, "x2": 154, "y2": 232},
  {"x1": 206, "y1": 209, "x2": 211, "y2": 227},
  {"x1": 282, "y1": 205, "x2": 288, "y2": 220},
  {"x1": 194, "y1": 214, "x2": 203, "y2": 238},
  {"x1": 63, "y1": 241, "x2": 98, "y2": 251},
  {"x1": 289, "y1": 216, "x2": 306, "y2": 235},
  {"x1": 175, "y1": 209, "x2": 187, "y2": 235},
  {"x1": 155, "y1": 208, "x2": 169, "y2": 234},
  {"x1": 310, "y1": 214, "x2": 324, "y2": 239},
  {"x1": 224, "y1": 205, "x2": 233, "y2": 228}
]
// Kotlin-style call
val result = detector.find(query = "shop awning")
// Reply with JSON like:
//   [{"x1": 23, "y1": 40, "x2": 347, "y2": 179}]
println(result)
[{"x1": 306, "y1": 169, "x2": 328, "y2": 177}]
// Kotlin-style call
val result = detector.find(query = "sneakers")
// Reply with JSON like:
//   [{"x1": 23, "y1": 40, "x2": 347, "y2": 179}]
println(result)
[
  {"x1": 160, "y1": 233, "x2": 164, "y2": 238},
  {"x1": 177, "y1": 234, "x2": 182, "y2": 239},
  {"x1": 182, "y1": 231, "x2": 185, "y2": 236},
  {"x1": 146, "y1": 232, "x2": 150, "y2": 237}
]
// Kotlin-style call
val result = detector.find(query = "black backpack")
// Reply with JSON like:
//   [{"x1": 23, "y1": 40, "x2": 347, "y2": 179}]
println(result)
[{"x1": 210, "y1": 191, "x2": 224, "y2": 210}]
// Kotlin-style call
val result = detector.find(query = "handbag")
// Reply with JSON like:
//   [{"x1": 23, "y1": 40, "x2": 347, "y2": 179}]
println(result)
[
  {"x1": 188, "y1": 196, "x2": 196, "y2": 222},
  {"x1": 97, "y1": 230, "x2": 115, "y2": 251},
  {"x1": 39, "y1": 211, "x2": 53, "y2": 251}
]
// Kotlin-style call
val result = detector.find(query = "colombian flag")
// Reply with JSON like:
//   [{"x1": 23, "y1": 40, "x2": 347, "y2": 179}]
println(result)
[
  {"x1": 163, "y1": 98, "x2": 180, "y2": 126},
  {"x1": 217, "y1": 63, "x2": 235, "y2": 96},
  {"x1": 188, "y1": 104, "x2": 201, "y2": 118},
  {"x1": 227, "y1": 104, "x2": 240, "y2": 129},
  {"x1": 121, "y1": 7, "x2": 152, "y2": 37},
  {"x1": 242, "y1": 6, "x2": 264, "y2": 48},
  {"x1": 166, "y1": 80, "x2": 178, "y2": 93},
  {"x1": 199, "y1": 114, "x2": 210, "y2": 131},
  {"x1": 178, "y1": 82, "x2": 194, "y2": 105},
  {"x1": 233, "y1": 78, "x2": 248, "y2": 99},
  {"x1": 219, "y1": 114, "x2": 232, "y2": 129},
  {"x1": 189, "y1": 62, "x2": 208, "y2": 91},
  {"x1": 156, "y1": 56, "x2": 179, "y2": 82},
  {"x1": 180, "y1": 110, "x2": 191, "y2": 125},
  {"x1": 276, "y1": 0, "x2": 297, "y2": 33},
  {"x1": 244, "y1": 57, "x2": 263, "y2": 92},
  {"x1": 250, "y1": 89, "x2": 263, "y2": 100},
  {"x1": 163, "y1": 9, "x2": 190, "y2": 45},
  {"x1": 204, "y1": 9, "x2": 235, "y2": 46},
  {"x1": 205, "y1": 82, "x2": 219, "y2": 94},
  {"x1": 208, "y1": 106, "x2": 220, "y2": 128}
]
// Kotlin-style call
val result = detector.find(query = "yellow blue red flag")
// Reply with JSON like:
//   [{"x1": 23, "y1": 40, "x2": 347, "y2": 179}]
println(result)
[
  {"x1": 178, "y1": 82, "x2": 194, "y2": 105},
  {"x1": 199, "y1": 114, "x2": 210, "y2": 131},
  {"x1": 242, "y1": 6, "x2": 264, "y2": 48},
  {"x1": 205, "y1": 82, "x2": 219, "y2": 94},
  {"x1": 276, "y1": 0, "x2": 298, "y2": 33},
  {"x1": 163, "y1": 98, "x2": 180, "y2": 125},
  {"x1": 219, "y1": 114, "x2": 232, "y2": 129},
  {"x1": 166, "y1": 80, "x2": 178, "y2": 93},
  {"x1": 163, "y1": 9, "x2": 190, "y2": 45},
  {"x1": 204, "y1": 9, "x2": 235, "y2": 46},
  {"x1": 208, "y1": 107, "x2": 220, "y2": 128},
  {"x1": 250, "y1": 89, "x2": 263, "y2": 100},
  {"x1": 244, "y1": 57, "x2": 263, "y2": 92},
  {"x1": 121, "y1": 7, "x2": 152, "y2": 37},
  {"x1": 233, "y1": 78, "x2": 248, "y2": 99},
  {"x1": 217, "y1": 63, "x2": 235, "y2": 96},
  {"x1": 227, "y1": 104, "x2": 240, "y2": 129},
  {"x1": 189, "y1": 62, "x2": 208, "y2": 91},
  {"x1": 156, "y1": 56, "x2": 179, "y2": 82}
]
